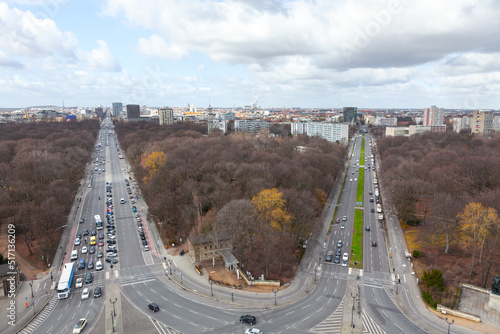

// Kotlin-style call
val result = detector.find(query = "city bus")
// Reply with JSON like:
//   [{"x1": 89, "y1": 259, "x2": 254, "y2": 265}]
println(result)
[
  {"x1": 94, "y1": 215, "x2": 103, "y2": 230},
  {"x1": 57, "y1": 262, "x2": 75, "y2": 299}
]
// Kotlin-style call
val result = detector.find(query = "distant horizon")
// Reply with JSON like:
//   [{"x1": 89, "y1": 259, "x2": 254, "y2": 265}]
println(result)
[{"x1": 2, "y1": 105, "x2": 497, "y2": 112}]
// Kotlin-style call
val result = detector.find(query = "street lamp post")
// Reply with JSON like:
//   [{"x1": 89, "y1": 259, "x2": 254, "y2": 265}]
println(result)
[
  {"x1": 396, "y1": 278, "x2": 400, "y2": 295},
  {"x1": 350, "y1": 292, "x2": 358, "y2": 328},
  {"x1": 111, "y1": 311, "x2": 115, "y2": 332},
  {"x1": 445, "y1": 317, "x2": 454, "y2": 334},
  {"x1": 272, "y1": 287, "x2": 279, "y2": 305},
  {"x1": 315, "y1": 265, "x2": 318, "y2": 282},
  {"x1": 110, "y1": 298, "x2": 117, "y2": 316},
  {"x1": 29, "y1": 281, "x2": 34, "y2": 298},
  {"x1": 209, "y1": 280, "x2": 214, "y2": 297}
]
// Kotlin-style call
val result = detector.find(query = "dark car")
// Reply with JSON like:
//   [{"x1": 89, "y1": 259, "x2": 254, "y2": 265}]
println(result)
[
  {"x1": 79, "y1": 218, "x2": 85, "y2": 224},
  {"x1": 78, "y1": 259, "x2": 85, "y2": 270},
  {"x1": 325, "y1": 251, "x2": 333, "y2": 262},
  {"x1": 83, "y1": 228, "x2": 89, "y2": 236},
  {"x1": 87, "y1": 260, "x2": 94, "y2": 269},
  {"x1": 371, "y1": 208, "x2": 375, "y2": 212},
  {"x1": 94, "y1": 286, "x2": 102, "y2": 298},
  {"x1": 107, "y1": 239, "x2": 116, "y2": 244},
  {"x1": 372, "y1": 241, "x2": 378, "y2": 247},
  {"x1": 369, "y1": 191, "x2": 373, "y2": 195},
  {"x1": 370, "y1": 198, "x2": 374, "y2": 202},
  {"x1": 85, "y1": 272, "x2": 93, "y2": 284},
  {"x1": 148, "y1": 303, "x2": 159, "y2": 312},
  {"x1": 91, "y1": 229, "x2": 96, "y2": 236},
  {"x1": 106, "y1": 248, "x2": 117, "y2": 253},
  {"x1": 99, "y1": 233, "x2": 104, "y2": 239},
  {"x1": 336, "y1": 249, "x2": 341, "y2": 256},
  {"x1": 334, "y1": 255, "x2": 341, "y2": 264},
  {"x1": 365, "y1": 226, "x2": 371, "y2": 231},
  {"x1": 105, "y1": 257, "x2": 118, "y2": 264},
  {"x1": 76, "y1": 233, "x2": 82, "y2": 239},
  {"x1": 132, "y1": 206, "x2": 137, "y2": 212},
  {"x1": 240, "y1": 315, "x2": 256, "y2": 325},
  {"x1": 142, "y1": 239, "x2": 148, "y2": 246}
]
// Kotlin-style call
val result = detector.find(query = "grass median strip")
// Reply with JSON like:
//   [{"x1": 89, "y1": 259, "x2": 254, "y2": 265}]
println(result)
[{"x1": 350, "y1": 208, "x2": 364, "y2": 268}]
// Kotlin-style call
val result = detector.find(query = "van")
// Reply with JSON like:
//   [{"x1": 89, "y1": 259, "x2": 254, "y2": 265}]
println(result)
[
  {"x1": 71, "y1": 250, "x2": 78, "y2": 260},
  {"x1": 96, "y1": 260, "x2": 103, "y2": 271}
]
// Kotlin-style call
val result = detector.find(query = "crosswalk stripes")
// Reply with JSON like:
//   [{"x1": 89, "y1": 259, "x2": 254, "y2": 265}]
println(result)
[
  {"x1": 362, "y1": 309, "x2": 386, "y2": 334},
  {"x1": 310, "y1": 297, "x2": 344, "y2": 333},
  {"x1": 18, "y1": 295, "x2": 59, "y2": 334}
]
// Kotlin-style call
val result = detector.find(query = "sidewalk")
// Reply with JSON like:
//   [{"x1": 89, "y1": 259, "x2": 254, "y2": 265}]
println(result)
[{"x1": 0, "y1": 272, "x2": 54, "y2": 334}]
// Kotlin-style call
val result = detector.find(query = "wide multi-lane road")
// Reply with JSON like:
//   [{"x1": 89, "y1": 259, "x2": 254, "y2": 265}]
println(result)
[{"x1": 28, "y1": 124, "x2": 481, "y2": 334}]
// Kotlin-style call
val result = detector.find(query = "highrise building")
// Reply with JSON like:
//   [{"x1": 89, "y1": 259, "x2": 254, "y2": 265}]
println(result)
[
  {"x1": 423, "y1": 105, "x2": 444, "y2": 126},
  {"x1": 95, "y1": 107, "x2": 104, "y2": 117},
  {"x1": 126, "y1": 104, "x2": 140, "y2": 121},
  {"x1": 159, "y1": 107, "x2": 174, "y2": 125},
  {"x1": 112, "y1": 102, "x2": 122, "y2": 117},
  {"x1": 472, "y1": 110, "x2": 494, "y2": 136},
  {"x1": 343, "y1": 107, "x2": 357, "y2": 123}
]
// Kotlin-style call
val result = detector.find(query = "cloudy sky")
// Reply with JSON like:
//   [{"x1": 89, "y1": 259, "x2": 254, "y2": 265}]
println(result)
[{"x1": 1, "y1": 0, "x2": 500, "y2": 109}]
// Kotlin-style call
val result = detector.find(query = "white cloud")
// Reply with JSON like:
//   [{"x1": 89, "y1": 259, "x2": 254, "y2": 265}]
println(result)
[
  {"x1": 137, "y1": 34, "x2": 188, "y2": 60},
  {"x1": 0, "y1": 3, "x2": 77, "y2": 59},
  {"x1": 0, "y1": 51, "x2": 24, "y2": 68},
  {"x1": 77, "y1": 40, "x2": 121, "y2": 72}
]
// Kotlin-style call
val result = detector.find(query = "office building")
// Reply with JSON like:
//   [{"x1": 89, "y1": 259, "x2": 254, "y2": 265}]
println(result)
[
  {"x1": 95, "y1": 107, "x2": 104, "y2": 117},
  {"x1": 423, "y1": 105, "x2": 444, "y2": 126},
  {"x1": 126, "y1": 104, "x2": 140, "y2": 121},
  {"x1": 343, "y1": 107, "x2": 358, "y2": 123},
  {"x1": 112, "y1": 102, "x2": 122, "y2": 117},
  {"x1": 234, "y1": 120, "x2": 269, "y2": 135},
  {"x1": 159, "y1": 107, "x2": 174, "y2": 125},
  {"x1": 472, "y1": 110, "x2": 494, "y2": 136},
  {"x1": 451, "y1": 117, "x2": 472, "y2": 133},
  {"x1": 291, "y1": 122, "x2": 349, "y2": 144}
]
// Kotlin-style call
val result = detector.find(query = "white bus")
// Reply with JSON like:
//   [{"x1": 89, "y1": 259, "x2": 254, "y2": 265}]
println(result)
[
  {"x1": 57, "y1": 262, "x2": 75, "y2": 299},
  {"x1": 94, "y1": 215, "x2": 103, "y2": 230}
]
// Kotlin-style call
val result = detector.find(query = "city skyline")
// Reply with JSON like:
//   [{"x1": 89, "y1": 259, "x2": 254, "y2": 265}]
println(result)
[{"x1": 1, "y1": 0, "x2": 500, "y2": 109}]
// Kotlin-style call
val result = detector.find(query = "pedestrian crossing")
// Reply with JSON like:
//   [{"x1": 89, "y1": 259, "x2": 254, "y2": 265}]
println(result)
[
  {"x1": 310, "y1": 297, "x2": 344, "y2": 333},
  {"x1": 362, "y1": 309, "x2": 386, "y2": 334},
  {"x1": 18, "y1": 295, "x2": 59, "y2": 334}
]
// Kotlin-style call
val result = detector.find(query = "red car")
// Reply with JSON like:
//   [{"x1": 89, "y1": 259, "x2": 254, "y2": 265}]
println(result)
[
  {"x1": 335, "y1": 218, "x2": 340, "y2": 224},
  {"x1": 98, "y1": 240, "x2": 104, "y2": 247}
]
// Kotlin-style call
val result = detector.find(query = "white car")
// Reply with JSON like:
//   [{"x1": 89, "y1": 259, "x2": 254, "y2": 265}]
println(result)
[
  {"x1": 75, "y1": 278, "x2": 83, "y2": 288},
  {"x1": 349, "y1": 179, "x2": 353, "y2": 182},
  {"x1": 144, "y1": 245, "x2": 149, "y2": 251},
  {"x1": 354, "y1": 178, "x2": 357, "y2": 181},
  {"x1": 95, "y1": 260, "x2": 103, "y2": 271},
  {"x1": 106, "y1": 252, "x2": 117, "y2": 257},
  {"x1": 74, "y1": 238, "x2": 81, "y2": 246},
  {"x1": 82, "y1": 246, "x2": 88, "y2": 254},
  {"x1": 81, "y1": 288, "x2": 90, "y2": 300},
  {"x1": 245, "y1": 329, "x2": 263, "y2": 334}
]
